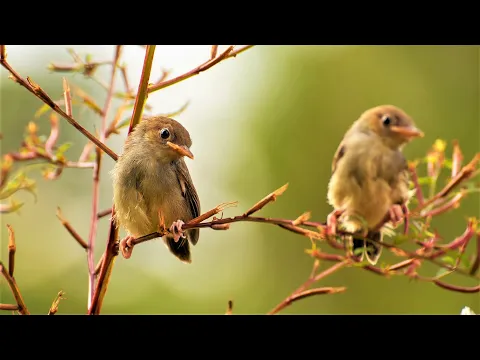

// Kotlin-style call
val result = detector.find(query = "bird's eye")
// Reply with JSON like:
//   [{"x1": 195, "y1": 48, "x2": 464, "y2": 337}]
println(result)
[
  {"x1": 160, "y1": 128, "x2": 170, "y2": 139},
  {"x1": 382, "y1": 115, "x2": 391, "y2": 126}
]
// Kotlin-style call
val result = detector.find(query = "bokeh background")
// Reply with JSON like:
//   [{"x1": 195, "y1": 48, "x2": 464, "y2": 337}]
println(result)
[{"x1": 0, "y1": 45, "x2": 479, "y2": 314}]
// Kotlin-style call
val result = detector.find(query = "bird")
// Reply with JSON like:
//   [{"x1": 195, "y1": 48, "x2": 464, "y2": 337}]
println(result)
[
  {"x1": 326, "y1": 105, "x2": 424, "y2": 265},
  {"x1": 111, "y1": 115, "x2": 200, "y2": 264}
]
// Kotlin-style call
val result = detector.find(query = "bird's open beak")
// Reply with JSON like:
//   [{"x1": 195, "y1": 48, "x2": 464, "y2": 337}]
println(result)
[
  {"x1": 390, "y1": 125, "x2": 424, "y2": 139},
  {"x1": 167, "y1": 141, "x2": 194, "y2": 160}
]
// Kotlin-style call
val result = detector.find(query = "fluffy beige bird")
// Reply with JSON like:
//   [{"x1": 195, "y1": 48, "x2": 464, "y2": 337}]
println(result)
[
  {"x1": 326, "y1": 105, "x2": 424, "y2": 265},
  {"x1": 112, "y1": 116, "x2": 200, "y2": 263}
]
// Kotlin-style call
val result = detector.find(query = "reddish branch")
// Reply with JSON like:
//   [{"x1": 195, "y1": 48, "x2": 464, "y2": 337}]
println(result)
[
  {"x1": 86, "y1": 45, "x2": 122, "y2": 309},
  {"x1": 146, "y1": 45, "x2": 254, "y2": 94},
  {"x1": 2, "y1": 45, "x2": 479, "y2": 316},
  {"x1": 0, "y1": 45, "x2": 118, "y2": 161},
  {"x1": 89, "y1": 45, "x2": 156, "y2": 315},
  {"x1": 268, "y1": 260, "x2": 349, "y2": 315}
]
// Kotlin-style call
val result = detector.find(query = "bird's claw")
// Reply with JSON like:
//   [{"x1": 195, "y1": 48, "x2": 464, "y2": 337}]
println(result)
[
  {"x1": 169, "y1": 220, "x2": 186, "y2": 243},
  {"x1": 326, "y1": 209, "x2": 344, "y2": 237},
  {"x1": 388, "y1": 204, "x2": 406, "y2": 228},
  {"x1": 120, "y1": 235, "x2": 136, "y2": 259}
]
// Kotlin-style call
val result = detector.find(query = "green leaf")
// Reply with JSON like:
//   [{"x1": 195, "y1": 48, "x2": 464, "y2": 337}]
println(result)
[
  {"x1": 443, "y1": 159, "x2": 453, "y2": 169},
  {"x1": 0, "y1": 199, "x2": 24, "y2": 214},
  {"x1": 0, "y1": 172, "x2": 37, "y2": 201},
  {"x1": 392, "y1": 234, "x2": 410, "y2": 245},
  {"x1": 417, "y1": 176, "x2": 433, "y2": 186},
  {"x1": 56, "y1": 142, "x2": 73, "y2": 156},
  {"x1": 115, "y1": 116, "x2": 132, "y2": 131},
  {"x1": 435, "y1": 267, "x2": 451, "y2": 278},
  {"x1": 34, "y1": 104, "x2": 52, "y2": 118},
  {"x1": 460, "y1": 255, "x2": 471, "y2": 270},
  {"x1": 441, "y1": 256, "x2": 456, "y2": 266}
]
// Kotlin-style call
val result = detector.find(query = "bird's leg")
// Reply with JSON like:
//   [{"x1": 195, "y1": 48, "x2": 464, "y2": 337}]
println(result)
[
  {"x1": 326, "y1": 209, "x2": 344, "y2": 236},
  {"x1": 169, "y1": 220, "x2": 186, "y2": 243},
  {"x1": 120, "y1": 235, "x2": 136, "y2": 259},
  {"x1": 388, "y1": 204, "x2": 406, "y2": 228}
]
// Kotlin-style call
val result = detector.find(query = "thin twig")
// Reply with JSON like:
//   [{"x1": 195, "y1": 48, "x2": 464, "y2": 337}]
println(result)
[
  {"x1": 97, "y1": 208, "x2": 113, "y2": 219},
  {"x1": 0, "y1": 260, "x2": 29, "y2": 315},
  {"x1": 0, "y1": 304, "x2": 18, "y2": 311},
  {"x1": 89, "y1": 208, "x2": 118, "y2": 315},
  {"x1": 0, "y1": 48, "x2": 118, "y2": 161},
  {"x1": 48, "y1": 291, "x2": 66, "y2": 315},
  {"x1": 7, "y1": 224, "x2": 16, "y2": 276},
  {"x1": 470, "y1": 232, "x2": 480, "y2": 275},
  {"x1": 268, "y1": 260, "x2": 350, "y2": 315},
  {"x1": 86, "y1": 45, "x2": 122, "y2": 310},
  {"x1": 147, "y1": 45, "x2": 254, "y2": 94},
  {"x1": 128, "y1": 45, "x2": 156, "y2": 133},
  {"x1": 56, "y1": 207, "x2": 88, "y2": 250},
  {"x1": 211, "y1": 45, "x2": 219, "y2": 59},
  {"x1": 89, "y1": 45, "x2": 156, "y2": 315}
]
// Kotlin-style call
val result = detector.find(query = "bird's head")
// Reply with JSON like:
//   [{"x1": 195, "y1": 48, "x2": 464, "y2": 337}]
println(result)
[
  {"x1": 354, "y1": 105, "x2": 424, "y2": 149},
  {"x1": 134, "y1": 115, "x2": 194, "y2": 162}
]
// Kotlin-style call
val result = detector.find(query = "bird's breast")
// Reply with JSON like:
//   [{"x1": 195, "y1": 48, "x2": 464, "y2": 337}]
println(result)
[{"x1": 327, "y1": 139, "x2": 396, "y2": 228}]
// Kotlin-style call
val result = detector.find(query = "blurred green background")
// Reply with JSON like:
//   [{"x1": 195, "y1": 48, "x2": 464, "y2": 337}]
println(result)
[{"x1": 0, "y1": 45, "x2": 479, "y2": 314}]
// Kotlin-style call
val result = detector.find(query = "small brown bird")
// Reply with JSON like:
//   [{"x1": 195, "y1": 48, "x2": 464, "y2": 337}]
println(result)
[
  {"x1": 112, "y1": 116, "x2": 200, "y2": 263},
  {"x1": 326, "y1": 105, "x2": 424, "y2": 265}
]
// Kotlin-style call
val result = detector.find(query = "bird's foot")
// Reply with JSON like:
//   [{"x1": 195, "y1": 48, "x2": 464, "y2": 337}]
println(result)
[
  {"x1": 120, "y1": 235, "x2": 136, "y2": 259},
  {"x1": 326, "y1": 209, "x2": 344, "y2": 237},
  {"x1": 388, "y1": 204, "x2": 406, "y2": 228},
  {"x1": 169, "y1": 220, "x2": 186, "y2": 243}
]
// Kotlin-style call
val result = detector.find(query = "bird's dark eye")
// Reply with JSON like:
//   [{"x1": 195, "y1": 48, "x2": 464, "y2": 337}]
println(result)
[
  {"x1": 382, "y1": 115, "x2": 391, "y2": 126},
  {"x1": 160, "y1": 128, "x2": 170, "y2": 139}
]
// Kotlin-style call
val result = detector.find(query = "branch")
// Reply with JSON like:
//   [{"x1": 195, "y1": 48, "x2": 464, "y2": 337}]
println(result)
[
  {"x1": 0, "y1": 46, "x2": 118, "y2": 161},
  {"x1": 147, "y1": 45, "x2": 254, "y2": 94},
  {"x1": 7, "y1": 224, "x2": 15, "y2": 276},
  {"x1": 0, "y1": 304, "x2": 18, "y2": 311},
  {"x1": 89, "y1": 45, "x2": 156, "y2": 315},
  {"x1": 0, "y1": 226, "x2": 29, "y2": 315},
  {"x1": 48, "y1": 291, "x2": 66, "y2": 315},
  {"x1": 128, "y1": 45, "x2": 156, "y2": 133},
  {"x1": 56, "y1": 207, "x2": 88, "y2": 250},
  {"x1": 268, "y1": 260, "x2": 350, "y2": 315},
  {"x1": 121, "y1": 184, "x2": 305, "y2": 256},
  {"x1": 86, "y1": 45, "x2": 122, "y2": 310}
]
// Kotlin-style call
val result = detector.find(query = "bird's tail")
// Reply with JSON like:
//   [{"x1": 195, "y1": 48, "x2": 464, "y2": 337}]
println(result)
[
  {"x1": 352, "y1": 231, "x2": 383, "y2": 265},
  {"x1": 164, "y1": 236, "x2": 192, "y2": 264}
]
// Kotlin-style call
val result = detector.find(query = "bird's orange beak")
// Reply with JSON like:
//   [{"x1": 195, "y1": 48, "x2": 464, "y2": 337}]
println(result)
[
  {"x1": 167, "y1": 141, "x2": 194, "y2": 160},
  {"x1": 390, "y1": 125, "x2": 424, "y2": 139}
]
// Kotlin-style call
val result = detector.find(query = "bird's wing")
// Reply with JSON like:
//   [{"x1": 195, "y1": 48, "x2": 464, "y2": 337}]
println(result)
[
  {"x1": 390, "y1": 156, "x2": 410, "y2": 205},
  {"x1": 175, "y1": 158, "x2": 201, "y2": 245},
  {"x1": 331, "y1": 141, "x2": 346, "y2": 174}
]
